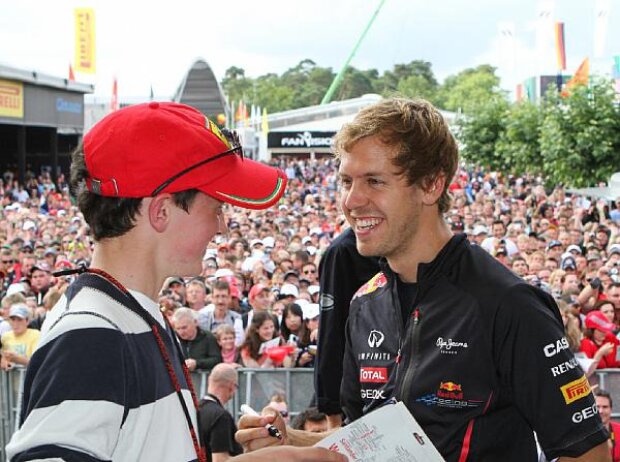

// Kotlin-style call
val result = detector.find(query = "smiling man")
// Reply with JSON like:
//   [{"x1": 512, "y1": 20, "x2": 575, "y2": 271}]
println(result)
[
  {"x1": 335, "y1": 98, "x2": 609, "y2": 462},
  {"x1": 236, "y1": 98, "x2": 610, "y2": 461}
]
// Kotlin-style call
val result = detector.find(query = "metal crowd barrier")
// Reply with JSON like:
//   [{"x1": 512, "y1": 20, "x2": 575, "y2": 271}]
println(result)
[
  {"x1": 1, "y1": 367, "x2": 315, "y2": 462},
  {"x1": 3, "y1": 367, "x2": 619, "y2": 461}
]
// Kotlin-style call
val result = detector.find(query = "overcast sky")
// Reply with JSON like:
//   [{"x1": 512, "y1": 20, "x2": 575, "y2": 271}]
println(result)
[{"x1": 1, "y1": 0, "x2": 618, "y2": 101}]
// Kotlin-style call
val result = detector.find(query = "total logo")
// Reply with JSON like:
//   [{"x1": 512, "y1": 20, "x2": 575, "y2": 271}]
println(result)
[
  {"x1": 360, "y1": 367, "x2": 389, "y2": 383},
  {"x1": 368, "y1": 330, "x2": 385, "y2": 348}
]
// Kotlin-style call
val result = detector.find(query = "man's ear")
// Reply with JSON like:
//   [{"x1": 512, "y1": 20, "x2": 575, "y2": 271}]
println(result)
[
  {"x1": 147, "y1": 194, "x2": 173, "y2": 233},
  {"x1": 421, "y1": 174, "x2": 446, "y2": 206}
]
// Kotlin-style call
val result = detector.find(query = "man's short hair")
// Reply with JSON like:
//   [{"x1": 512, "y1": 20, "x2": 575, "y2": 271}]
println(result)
[
  {"x1": 290, "y1": 407, "x2": 327, "y2": 431},
  {"x1": 172, "y1": 307, "x2": 196, "y2": 324},
  {"x1": 213, "y1": 280, "x2": 231, "y2": 293},
  {"x1": 333, "y1": 98, "x2": 458, "y2": 214},
  {"x1": 593, "y1": 388, "x2": 612, "y2": 408},
  {"x1": 70, "y1": 142, "x2": 200, "y2": 241}
]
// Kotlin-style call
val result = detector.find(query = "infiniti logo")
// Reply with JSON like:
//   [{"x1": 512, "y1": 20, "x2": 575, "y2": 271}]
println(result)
[{"x1": 368, "y1": 330, "x2": 385, "y2": 348}]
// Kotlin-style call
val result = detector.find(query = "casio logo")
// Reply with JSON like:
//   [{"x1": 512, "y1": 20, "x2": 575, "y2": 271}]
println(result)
[
  {"x1": 543, "y1": 337, "x2": 570, "y2": 358},
  {"x1": 368, "y1": 330, "x2": 385, "y2": 348}
]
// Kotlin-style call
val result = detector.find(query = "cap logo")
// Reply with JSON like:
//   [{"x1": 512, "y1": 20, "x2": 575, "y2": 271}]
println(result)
[{"x1": 207, "y1": 118, "x2": 231, "y2": 149}]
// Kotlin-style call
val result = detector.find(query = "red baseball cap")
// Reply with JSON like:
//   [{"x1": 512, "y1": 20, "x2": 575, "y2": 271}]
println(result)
[
  {"x1": 248, "y1": 283, "x2": 270, "y2": 302},
  {"x1": 83, "y1": 102, "x2": 287, "y2": 209},
  {"x1": 585, "y1": 310, "x2": 615, "y2": 335}
]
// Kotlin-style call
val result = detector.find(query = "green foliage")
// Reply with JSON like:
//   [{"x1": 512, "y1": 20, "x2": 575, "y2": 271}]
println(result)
[
  {"x1": 539, "y1": 77, "x2": 620, "y2": 187},
  {"x1": 457, "y1": 76, "x2": 620, "y2": 187},
  {"x1": 458, "y1": 98, "x2": 510, "y2": 170},
  {"x1": 436, "y1": 65, "x2": 505, "y2": 113},
  {"x1": 221, "y1": 59, "x2": 505, "y2": 115}
]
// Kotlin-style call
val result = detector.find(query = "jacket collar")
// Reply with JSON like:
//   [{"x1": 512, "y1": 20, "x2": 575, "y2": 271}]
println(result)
[{"x1": 380, "y1": 233, "x2": 468, "y2": 283}]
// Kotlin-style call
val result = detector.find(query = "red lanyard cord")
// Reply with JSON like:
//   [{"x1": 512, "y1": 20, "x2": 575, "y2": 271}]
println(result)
[{"x1": 85, "y1": 268, "x2": 206, "y2": 462}]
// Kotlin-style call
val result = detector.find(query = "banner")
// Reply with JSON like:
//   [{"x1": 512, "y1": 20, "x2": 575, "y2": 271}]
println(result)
[
  {"x1": 110, "y1": 78, "x2": 118, "y2": 112},
  {"x1": 594, "y1": 0, "x2": 611, "y2": 58},
  {"x1": 74, "y1": 8, "x2": 96, "y2": 74},
  {"x1": 562, "y1": 58, "x2": 590, "y2": 96},
  {"x1": 554, "y1": 22, "x2": 566, "y2": 71},
  {"x1": 0, "y1": 79, "x2": 24, "y2": 118}
]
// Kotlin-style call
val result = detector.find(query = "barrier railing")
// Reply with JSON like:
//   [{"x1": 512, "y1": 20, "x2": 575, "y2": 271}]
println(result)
[
  {"x1": 3, "y1": 367, "x2": 618, "y2": 461},
  {"x1": 1, "y1": 367, "x2": 315, "y2": 462}
]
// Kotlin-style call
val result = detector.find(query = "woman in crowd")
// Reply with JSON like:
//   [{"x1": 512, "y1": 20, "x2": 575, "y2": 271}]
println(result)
[
  {"x1": 280, "y1": 303, "x2": 313, "y2": 367},
  {"x1": 240, "y1": 311, "x2": 291, "y2": 368},
  {"x1": 579, "y1": 310, "x2": 619, "y2": 370},
  {"x1": 214, "y1": 324, "x2": 241, "y2": 368}
]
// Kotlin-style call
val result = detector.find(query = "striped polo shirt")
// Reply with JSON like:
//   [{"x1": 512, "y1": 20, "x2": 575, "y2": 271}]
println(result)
[{"x1": 7, "y1": 273, "x2": 199, "y2": 462}]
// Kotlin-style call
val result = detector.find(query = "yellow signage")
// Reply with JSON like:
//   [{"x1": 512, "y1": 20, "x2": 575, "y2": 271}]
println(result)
[
  {"x1": 561, "y1": 375, "x2": 591, "y2": 405},
  {"x1": 74, "y1": 8, "x2": 96, "y2": 74},
  {"x1": 0, "y1": 79, "x2": 24, "y2": 118}
]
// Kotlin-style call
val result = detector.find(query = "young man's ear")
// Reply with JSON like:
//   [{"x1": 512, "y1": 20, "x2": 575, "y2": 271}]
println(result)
[
  {"x1": 422, "y1": 175, "x2": 446, "y2": 206},
  {"x1": 148, "y1": 194, "x2": 173, "y2": 233}
]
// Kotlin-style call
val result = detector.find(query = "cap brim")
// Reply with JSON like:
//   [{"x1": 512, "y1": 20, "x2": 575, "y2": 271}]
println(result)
[{"x1": 199, "y1": 157, "x2": 287, "y2": 210}]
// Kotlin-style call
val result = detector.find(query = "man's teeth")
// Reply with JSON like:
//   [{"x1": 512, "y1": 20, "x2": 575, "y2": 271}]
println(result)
[{"x1": 357, "y1": 218, "x2": 381, "y2": 229}]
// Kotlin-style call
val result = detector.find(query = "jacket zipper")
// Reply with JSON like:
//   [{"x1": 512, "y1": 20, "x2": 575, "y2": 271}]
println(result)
[{"x1": 396, "y1": 308, "x2": 422, "y2": 401}]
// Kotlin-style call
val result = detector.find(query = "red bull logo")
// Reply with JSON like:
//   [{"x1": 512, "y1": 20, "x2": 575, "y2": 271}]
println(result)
[{"x1": 437, "y1": 381, "x2": 463, "y2": 399}]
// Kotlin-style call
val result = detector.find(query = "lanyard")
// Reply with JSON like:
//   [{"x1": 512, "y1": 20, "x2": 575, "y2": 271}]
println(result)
[{"x1": 63, "y1": 267, "x2": 206, "y2": 462}]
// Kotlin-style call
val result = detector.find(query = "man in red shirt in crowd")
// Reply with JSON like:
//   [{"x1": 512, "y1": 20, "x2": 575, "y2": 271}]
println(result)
[{"x1": 595, "y1": 390, "x2": 620, "y2": 462}]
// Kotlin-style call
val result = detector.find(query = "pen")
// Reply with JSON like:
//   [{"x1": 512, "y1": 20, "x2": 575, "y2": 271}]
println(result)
[{"x1": 240, "y1": 404, "x2": 284, "y2": 440}]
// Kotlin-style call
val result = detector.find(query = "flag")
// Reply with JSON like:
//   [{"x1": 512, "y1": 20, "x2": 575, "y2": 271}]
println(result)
[
  {"x1": 110, "y1": 77, "x2": 118, "y2": 112},
  {"x1": 515, "y1": 84, "x2": 524, "y2": 102},
  {"x1": 261, "y1": 108, "x2": 269, "y2": 135},
  {"x1": 69, "y1": 64, "x2": 75, "y2": 81},
  {"x1": 74, "y1": 8, "x2": 96, "y2": 74},
  {"x1": 594, "y1": 0, "x2": 611, "y2": 58},
  {"x1": 554, "y1": 22, "x2": 566, "y2": 71},
  {"x1": 562, "y1": 58, "x2": 590, "y2": 96}
]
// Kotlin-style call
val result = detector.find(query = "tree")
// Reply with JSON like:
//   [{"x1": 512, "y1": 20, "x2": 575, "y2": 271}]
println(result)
[
  {"x1": 457, "y1": 97, "x2": 510, "y2": 170},
  {"x1": 221, "y1": 66, "x2": 252, "y2": 106},
  {"x1": 436, "y1": 65, "x2": 504, "y2": 113},
  {"x1": 397, "y1": 74, "x2": 437, "y2": 102},
  {"x1": 539, "y1": 77, "x2": 620, "y2": 187},
  {"x1": 495, "y1": 100, "x2": 542, "y2": 175}
]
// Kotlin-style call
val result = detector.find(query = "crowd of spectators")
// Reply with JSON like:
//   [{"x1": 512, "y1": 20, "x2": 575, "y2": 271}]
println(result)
[{"x1": 0, "y1": 160, "x2": 619, "y2": 380}]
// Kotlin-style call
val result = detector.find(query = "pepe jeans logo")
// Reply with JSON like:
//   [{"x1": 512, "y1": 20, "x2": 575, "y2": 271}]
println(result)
[
  {"x1": 368, "y1": 330, "x2": 385, "y2": 348},
  {"x1": 436, "y1": 337, "x2": 468, "y2": 355}
]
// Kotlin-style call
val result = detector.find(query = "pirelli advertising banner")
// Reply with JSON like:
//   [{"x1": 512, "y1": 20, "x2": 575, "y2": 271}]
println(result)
[
  {"x1": 0, "y1": 79, "x2": 24, "y2": 118},
  {"x1": 74, "y1": 8, "x2": 96, "y2": 74}
]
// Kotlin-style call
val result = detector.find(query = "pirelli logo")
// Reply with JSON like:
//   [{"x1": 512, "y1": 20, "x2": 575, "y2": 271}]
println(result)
[{"x1": 561, "y1": 375, "x2": 591, "y2": 405}]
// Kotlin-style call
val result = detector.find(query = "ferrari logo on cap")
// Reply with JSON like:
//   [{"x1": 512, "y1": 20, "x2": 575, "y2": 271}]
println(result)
[{"x1": 206, "y1": 118, "x2": 231, "y2": 148}]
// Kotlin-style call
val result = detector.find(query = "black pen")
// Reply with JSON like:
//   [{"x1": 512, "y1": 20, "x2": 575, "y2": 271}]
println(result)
[{"x1": 240, "y1": 404, "x2": 284, "y2": 440}]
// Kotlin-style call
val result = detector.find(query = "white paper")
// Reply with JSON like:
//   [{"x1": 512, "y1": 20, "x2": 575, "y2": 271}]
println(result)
[
  {"x1": 315, "y1": 401, "x2": 445, "y2": 462},
  {"x1": 258, "y1": 338, "x2": 281, "y2": 354}
]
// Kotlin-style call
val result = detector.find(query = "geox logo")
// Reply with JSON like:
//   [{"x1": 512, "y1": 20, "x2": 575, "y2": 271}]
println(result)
[{"x1": 368, "y1": 330, "x2": 385, "y2": 348}]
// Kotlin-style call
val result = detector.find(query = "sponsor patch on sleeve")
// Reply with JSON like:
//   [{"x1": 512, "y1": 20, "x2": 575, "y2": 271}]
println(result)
[
  {"x1": 352, "y1": 272, "x2": 387, "y2": 300},
  {"x1": 560, "y1": 375, "x2": 591, "y2": 405}
]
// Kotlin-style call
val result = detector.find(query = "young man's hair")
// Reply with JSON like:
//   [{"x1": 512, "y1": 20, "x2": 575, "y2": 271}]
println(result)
[
  {"x1": 593, "y1": 388, "x2": 612, "y2": 408},
  {"x1": 333, "y1": 98, "x2": 458, "y2": 214},
  {"x1": 69, "y1": 142, "x2": 199, "y2": 241},
  {"x1": 213, "y1": 280, "x2": 231, "y2": 293}
]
